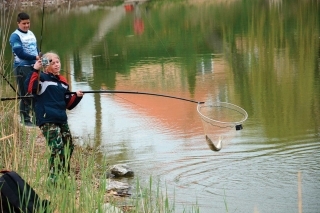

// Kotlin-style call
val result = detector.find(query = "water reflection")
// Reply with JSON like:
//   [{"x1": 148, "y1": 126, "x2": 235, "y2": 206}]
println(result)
[
  {"x1": 67, "y1": 1, "x2": 320, "y2": 211},
  {"x1": 4, "y1": 0, "x2": 320, "y2": 212}
]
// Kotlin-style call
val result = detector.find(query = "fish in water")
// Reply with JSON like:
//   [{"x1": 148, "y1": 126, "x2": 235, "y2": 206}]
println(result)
[{"x1": 205, "y1": 135, "x2": 222, "y2": 151}]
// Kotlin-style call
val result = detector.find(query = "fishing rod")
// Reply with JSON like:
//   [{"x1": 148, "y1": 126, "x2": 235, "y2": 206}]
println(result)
[
  {"x1": 0, "y1": 90, "x2": 205, "y2": 104},
  {"x1": 36, "y1": 0, "x2": 46, "y2": 95},
  {"x1": 0, "y1": 72, "x2": 19, "y2": 96},
  {"x1": 39, "y1": 0, "x2": 45, "y2": 53},
  {"x1": 71, "y1": 90, "x2": 205, "y2": 104}
]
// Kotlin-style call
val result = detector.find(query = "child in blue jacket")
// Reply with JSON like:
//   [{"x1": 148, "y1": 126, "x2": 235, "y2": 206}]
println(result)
[
  {"x1": 25, "y1": 51, "x2": 84, "y2": 183},
  {"x1": 10, "y1": 12, "x2": 41, "y2": 126}
]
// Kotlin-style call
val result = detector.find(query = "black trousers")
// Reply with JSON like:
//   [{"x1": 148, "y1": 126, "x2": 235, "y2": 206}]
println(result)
[{"x1": 14, "y1": 66, "x2": 35, "y2": 123}]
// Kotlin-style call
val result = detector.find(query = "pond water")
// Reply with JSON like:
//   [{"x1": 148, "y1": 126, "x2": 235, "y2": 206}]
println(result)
[{"x1": 3, "y1": 0, "x2": 320, "y2": 212}]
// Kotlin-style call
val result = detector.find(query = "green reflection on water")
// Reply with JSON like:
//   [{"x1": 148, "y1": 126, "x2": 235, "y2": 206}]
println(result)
[{"x1": 4, "y1": 0, "x2": 320, "y2": 140}]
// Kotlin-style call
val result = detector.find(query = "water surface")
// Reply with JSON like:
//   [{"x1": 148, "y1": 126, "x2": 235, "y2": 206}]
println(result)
[{"x1": 4, "y1": 1, "x2": 320, "y2": 212}]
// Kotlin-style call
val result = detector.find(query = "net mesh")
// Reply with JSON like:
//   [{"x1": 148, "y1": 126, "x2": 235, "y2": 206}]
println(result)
[{"x1": 197, "y1": 102, "x2": 248, "y2": 151}]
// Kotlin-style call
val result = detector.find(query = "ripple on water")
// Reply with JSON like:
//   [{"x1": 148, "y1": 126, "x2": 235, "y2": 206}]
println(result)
[{"x1": 123, "y1": 132, "x2": 320, "y2": 212}]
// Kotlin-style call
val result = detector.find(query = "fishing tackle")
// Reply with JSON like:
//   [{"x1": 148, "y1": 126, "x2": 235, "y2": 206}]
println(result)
[
  {"x1": 0, "y1": 72, "x2": 19, "y2": 96},
  {"x1": 37, "y1": 0, "x2": 46, "y2": 94},
  {"x1": 0, "y1": 90, "x2": 248, "y2": 152},
  {"x1": 39, "y1": 0, "x2": 46, "y2": 52},
  {"x1": 0, "y1": 90, "x2": 204, "y2": 104}
]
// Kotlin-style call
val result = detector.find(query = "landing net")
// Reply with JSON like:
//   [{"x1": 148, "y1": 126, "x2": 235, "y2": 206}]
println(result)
[{"x1": 197, "y1": 102, "x2": 248, "y2": 151}]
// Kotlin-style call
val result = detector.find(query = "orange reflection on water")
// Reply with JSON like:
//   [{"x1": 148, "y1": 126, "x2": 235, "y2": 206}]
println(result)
[{"x1": 100, "y1": 57, "x2": 231, "y2": 139}]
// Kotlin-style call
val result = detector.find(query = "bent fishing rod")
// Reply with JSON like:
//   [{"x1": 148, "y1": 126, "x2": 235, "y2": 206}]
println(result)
[{"x1": 0, "y1": 90, "x2": 205, "y2": 104}]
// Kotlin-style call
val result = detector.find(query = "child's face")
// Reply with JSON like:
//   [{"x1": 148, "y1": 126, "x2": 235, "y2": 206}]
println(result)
[
  {"x1": 18, "y1": 19, "x2": 30, "y2": 32},
  {"x1": 46, "y1": 57, "x2": 61, "y2": 75}
]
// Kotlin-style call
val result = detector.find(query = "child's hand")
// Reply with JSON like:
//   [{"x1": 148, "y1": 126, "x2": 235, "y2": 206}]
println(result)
[
  {"x1": 76, "y1": 90, "x2": 84, "y2": 97},
  {"x1": 33, "y1": 59, "x2": 42, "y2": 71}
]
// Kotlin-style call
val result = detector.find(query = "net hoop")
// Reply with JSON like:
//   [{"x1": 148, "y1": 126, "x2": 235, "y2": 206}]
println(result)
[{"x1": 197, "y1": 102, "x2": 248, "y2": 128}]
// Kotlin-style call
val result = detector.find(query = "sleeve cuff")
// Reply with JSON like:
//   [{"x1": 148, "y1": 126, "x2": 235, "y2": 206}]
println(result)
[{"x1": 32, "y1": 67, "x2": 40, "y2": 72}]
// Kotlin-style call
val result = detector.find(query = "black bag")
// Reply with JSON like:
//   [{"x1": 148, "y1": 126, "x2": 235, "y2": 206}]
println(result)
[{"x1": 0, "y1": 170, "x2": 50, "y2": 213}]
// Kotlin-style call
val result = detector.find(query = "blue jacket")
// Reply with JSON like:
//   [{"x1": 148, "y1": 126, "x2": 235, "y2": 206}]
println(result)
[
  {"x1": 9, "y1": 29, "x2": 39, "y2": 68},
  {"x1": 25, "y1": 69, "x2": 82, "y2": 126}
]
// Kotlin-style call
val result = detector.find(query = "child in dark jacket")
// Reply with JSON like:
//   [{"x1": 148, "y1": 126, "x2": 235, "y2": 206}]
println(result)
[{"x1": 25, "y1": 51, "x2": 84, "y2": 183}]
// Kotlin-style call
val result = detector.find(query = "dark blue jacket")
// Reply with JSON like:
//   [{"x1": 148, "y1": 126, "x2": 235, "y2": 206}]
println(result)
[{"x1": 25, "y1": 69, "x2": 82, "y2": 126}]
